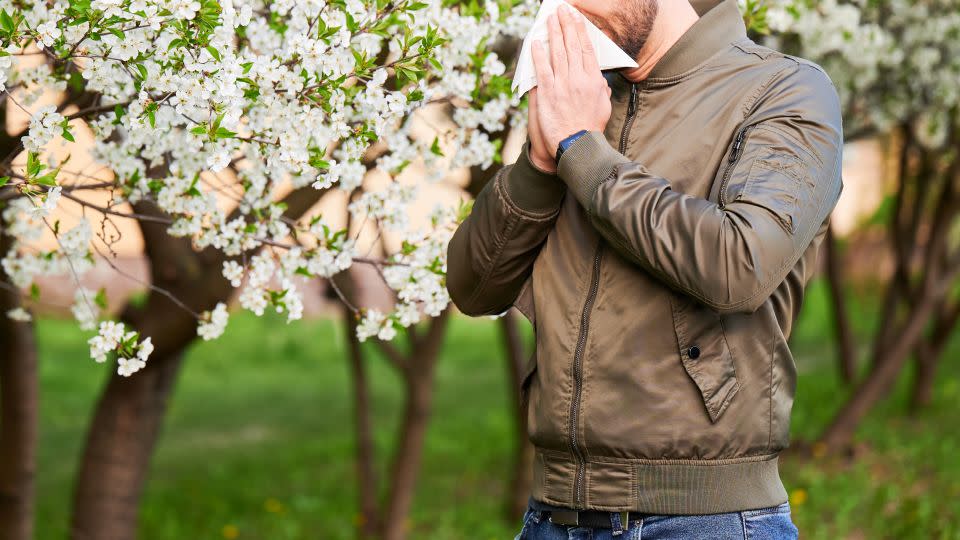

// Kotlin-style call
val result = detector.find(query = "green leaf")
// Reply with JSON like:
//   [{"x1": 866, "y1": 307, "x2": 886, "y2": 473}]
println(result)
[
  {"x1": 430, "y1": 136, "x2": 443, "y2": 157},
  {"x1": 0, "y1": 9, "x2": 14, "y2": 34},
  {"x1": 94, "y1": 288, "x2": 108, "y2": 310},
  {"x1": 34, "y1": 172, "x2": 59, "y2": 186},
  {"x1": 61, "y1": 119, "x2": 75, "y2": 142},
  {"x1": 0, "y1": 176, "x2": 8, "y2": 187},
  {"x1": 113, "y1": 104, "x2": 126, "y2": 125},
  {"x1": 30, "y1": 283, "x2": 40, "y2": 301},
  {"x1": 26, "y1": 152, "x2": 42, "y2": 177},
  {"x1": 205, "y1": 45, "x2": 221, "y2": 62}
]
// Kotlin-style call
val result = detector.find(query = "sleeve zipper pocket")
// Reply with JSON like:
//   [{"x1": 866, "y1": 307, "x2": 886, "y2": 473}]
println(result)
[{"x1": 719, "y1": 125, "x2": 753, "y2": 207}]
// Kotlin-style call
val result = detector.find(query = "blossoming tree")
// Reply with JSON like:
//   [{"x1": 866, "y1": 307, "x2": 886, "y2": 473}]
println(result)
[
  {"x1": 756, "y1": 0, "x2": 960, "y2": 451},
  {"x1": 0, "y1": 0, "x2": 537, "y2": 537}
]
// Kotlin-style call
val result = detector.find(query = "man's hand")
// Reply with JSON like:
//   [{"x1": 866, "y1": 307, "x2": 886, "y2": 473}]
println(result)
[
  {"x1": 530, "y1": 4, "x2": 612, "y2": 160},
  {"x1": 527, "y1": 88, "x2": 558, "y2": 173}
]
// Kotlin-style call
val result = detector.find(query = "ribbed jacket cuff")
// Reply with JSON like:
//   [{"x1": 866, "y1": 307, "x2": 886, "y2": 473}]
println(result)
[
  {"x1": 502, "y1": 142, "x2": 566, "y2": 214},
  {"x1": 557, "y1": 131, "x2": 630, "y2": 213}
]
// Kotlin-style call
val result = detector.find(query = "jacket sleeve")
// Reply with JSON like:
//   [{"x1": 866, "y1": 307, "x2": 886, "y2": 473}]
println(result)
[
  {"x1": 556, "y1": 62, "x2": 844, "y2": 314},
  {"x1": 446, "y1": 142, "x2": 566, "y2": 317}
]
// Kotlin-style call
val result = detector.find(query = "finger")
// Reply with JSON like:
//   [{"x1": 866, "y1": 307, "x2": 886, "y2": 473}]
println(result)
[
  {"x1": 574, "y1": 10, "x2": 601, "y2": 74},
  {"x1": 558, "y1": 4, "x2": 582, "y2": 74},
  {"x1": 528, "y1": 89, "x2": 543, "y2": 141},
  {"x1": 531, "y1": 40, "x2": 555, "y2": 89},
  {"x1": 546, "y1": 13, "x2": 568, "y2": 81}
]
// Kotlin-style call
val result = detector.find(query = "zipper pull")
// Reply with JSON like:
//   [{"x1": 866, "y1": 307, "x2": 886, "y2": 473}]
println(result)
[
  {"x1": 729, "y1": 128, "x2": 747, "y2": 163},
  {"x1": 626, "y1": 84, "x2": 638, "y2": 117}
]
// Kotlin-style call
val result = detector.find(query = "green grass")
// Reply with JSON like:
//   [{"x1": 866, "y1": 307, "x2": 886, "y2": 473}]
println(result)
[{"x1": 32, "y1": 280, "x2": 960, "y2": 539}]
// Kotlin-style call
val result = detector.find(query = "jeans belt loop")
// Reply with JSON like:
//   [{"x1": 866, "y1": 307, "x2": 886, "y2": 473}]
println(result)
[{"x1": 610, "y1": 510, "x2": 629, "y2": 536}]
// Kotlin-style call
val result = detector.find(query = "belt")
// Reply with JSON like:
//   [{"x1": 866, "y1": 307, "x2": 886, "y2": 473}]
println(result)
[{"x1": 544, "y1": 509, "x2": 634, "y2": 529}]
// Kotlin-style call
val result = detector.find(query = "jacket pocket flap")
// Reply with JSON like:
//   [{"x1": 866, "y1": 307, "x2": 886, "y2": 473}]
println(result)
[{"x1": 670, "y1": 293, "x2": 741, "y2": 423}]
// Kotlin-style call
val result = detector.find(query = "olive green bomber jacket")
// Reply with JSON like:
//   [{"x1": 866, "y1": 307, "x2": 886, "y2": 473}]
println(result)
[{"x1": 446, "y1": 0, "x2": 843, "y2": 514}]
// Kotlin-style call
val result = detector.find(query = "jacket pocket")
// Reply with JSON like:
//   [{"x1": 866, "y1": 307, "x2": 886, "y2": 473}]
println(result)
[
  {"x1": 738, "y1": 153, "x2": 806, "y2": 234},
  {"x1": 669, "y1": 292, "x2": 741, "y2": 423}
]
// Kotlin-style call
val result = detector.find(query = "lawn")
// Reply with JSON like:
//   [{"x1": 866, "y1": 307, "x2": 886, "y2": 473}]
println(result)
[{"x1": 32, "y1": 280, "x2": 960, "y2": 539}]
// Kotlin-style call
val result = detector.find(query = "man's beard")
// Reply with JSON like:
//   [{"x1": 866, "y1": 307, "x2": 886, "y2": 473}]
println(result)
[{"x1": 605, "y1": 0, "x2": 660, "y2": 61}]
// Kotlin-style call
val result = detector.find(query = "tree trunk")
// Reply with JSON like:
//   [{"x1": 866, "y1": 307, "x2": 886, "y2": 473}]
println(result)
[
  {"x1": 344, "y1": 307, "x2": 381, "y2": 539},
  {"x1": 499, "y1": 311, "x2": 534, "y2": 521},
  {"x1": 380, "y1": 311, "x2": 449, "y2": 540},
  {"x1": 910, "y1": 342, "x2": 940, "y2": 413},
  {"x1": 824, "y1": 224, "x2": 858, "y2": 384},
  {"x1": 0, "y1": 234, "x2": 39, "y2": 540},
  {"x1": 69, "y1": 186, "x2": 329, "y2": 538},
  {"x1": 818, "y1": 295, "x2": 937, "y2": 452},
  {"x1": 909, "y1": 302, "x2": 960, "y2": 412},
  {"x1": 70, "y1": 352, "x2": 184, "y2": 540}
]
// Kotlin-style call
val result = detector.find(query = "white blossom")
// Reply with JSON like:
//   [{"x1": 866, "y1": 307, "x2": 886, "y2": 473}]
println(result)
[
  {"x1": 198, "y1": 302, "x2": 229, "y2": 340},
  {"x1": 6, "y1": 307, "x2": 32, "y2": 322}
]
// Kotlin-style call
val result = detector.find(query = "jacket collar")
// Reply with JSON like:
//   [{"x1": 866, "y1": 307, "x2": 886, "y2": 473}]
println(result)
[{"x1": 646, "y1": 0, "x2": 747, "y2": 81}]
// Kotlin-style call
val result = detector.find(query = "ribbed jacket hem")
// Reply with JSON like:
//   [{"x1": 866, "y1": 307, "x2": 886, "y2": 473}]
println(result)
[{"x1": 531, "y1": 448, "x2": 789, "y2": 514}]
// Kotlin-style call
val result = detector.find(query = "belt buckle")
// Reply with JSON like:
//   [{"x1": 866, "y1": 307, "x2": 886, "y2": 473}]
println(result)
[{"x1": 549, "y1": 510, "x2": 579, "y2": 526}]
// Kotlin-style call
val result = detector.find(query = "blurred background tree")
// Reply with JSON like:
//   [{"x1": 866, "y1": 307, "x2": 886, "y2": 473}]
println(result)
[{"x1": 752, "y1": 0, "x2": 960, "y2": 453}]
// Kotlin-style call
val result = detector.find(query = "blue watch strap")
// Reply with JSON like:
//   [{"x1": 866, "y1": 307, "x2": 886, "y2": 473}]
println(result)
[{"x1": 557, "y1": 129, "x2": 589, "y2": 161}]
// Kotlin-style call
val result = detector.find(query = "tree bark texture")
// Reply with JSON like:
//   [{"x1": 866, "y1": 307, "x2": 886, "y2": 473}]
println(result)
[{"x1": 0, "y1": 232, "x2": 39, "y2": 540}]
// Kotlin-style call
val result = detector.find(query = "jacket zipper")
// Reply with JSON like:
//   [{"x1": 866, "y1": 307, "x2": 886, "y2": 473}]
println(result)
[
  {"x1": 618, "y1": 83, "x2": 639, "y2": 154},
  {"x1": 718, "y1": 125, "x2": 750, "y2": 207},
  {"x1": 568, "y1": 81, "x2": 640, "y2": 507}
]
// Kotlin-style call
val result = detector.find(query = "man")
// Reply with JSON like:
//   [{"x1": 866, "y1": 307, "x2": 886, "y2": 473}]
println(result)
[{"x1": 446, "y1": 0, "x2": 842, "y2": 538}]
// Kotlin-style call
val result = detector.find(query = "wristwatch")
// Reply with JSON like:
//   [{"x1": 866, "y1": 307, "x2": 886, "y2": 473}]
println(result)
[{"x1": 556, "y1": 130, "x2": 589, "y2": 163}]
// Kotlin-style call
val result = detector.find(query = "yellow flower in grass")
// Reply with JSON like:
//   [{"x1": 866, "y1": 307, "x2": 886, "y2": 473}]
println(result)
[
  {"x1": 264, "y1": 498, "x2": 286, "y2": 514},
  {"x1": 789, "y1": 488, "x2": 808, "y2": 507},
  {"x1": 811, "y1": 442, "x2": 828, "y2": 458},
  {"x1": 222, "y1": 524, "x2": 239, "y2": 539}
]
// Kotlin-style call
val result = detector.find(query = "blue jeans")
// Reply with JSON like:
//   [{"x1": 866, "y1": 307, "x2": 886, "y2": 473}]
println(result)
[{"x1": 514, "y1": 501, "x2": 799, "y2": 540}]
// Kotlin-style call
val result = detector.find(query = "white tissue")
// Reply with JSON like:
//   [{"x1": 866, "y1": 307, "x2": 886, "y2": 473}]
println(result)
[{"x1": 511, "y1": 0, "x2": 639, "y2": 98}]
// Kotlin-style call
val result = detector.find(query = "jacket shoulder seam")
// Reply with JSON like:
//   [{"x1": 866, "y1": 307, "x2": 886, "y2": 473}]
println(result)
[{"x1": 740, "y1": 58, "x2": 800, "y2": 119}]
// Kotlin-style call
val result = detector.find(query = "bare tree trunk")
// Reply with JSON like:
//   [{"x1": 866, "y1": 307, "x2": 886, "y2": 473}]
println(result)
[
  {"x1": 824, "y1": 224, "x2": 858, "y2": 384},
  {"x1": 70, "y1": 351, "x2": 184, "y2": 540},
  {"x1": 499, "y1": 311, "x2": 534, "y2": 521},
  {"x1": 344, "y1": 306, "x2": 381, "y2": 539},
  {"x1": 909, "y1": 302, "x2": 960, "y2": 412},
  {"x1": 380, "y1": 310, "x2": 449, "y2": 540},
  {"x1": 70, "y1": 185, "x2": 329, "y2": 538},
  {"x1": 0, "y1": 234, "x2": 38, "y2": 540},
  {"x1": 817, "y1": 295, "x2": 937, "y2": 452},
  {"x1": 819, "y1": 129, "x2": 960, "y2": 451}
]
